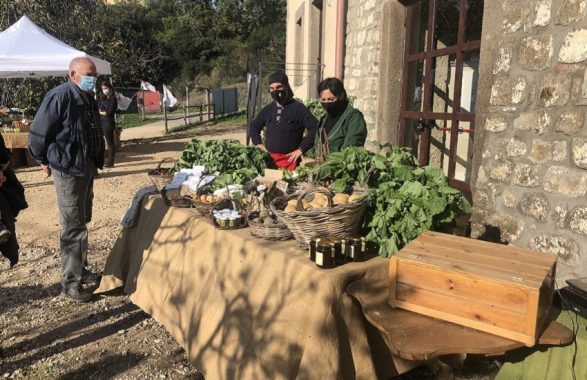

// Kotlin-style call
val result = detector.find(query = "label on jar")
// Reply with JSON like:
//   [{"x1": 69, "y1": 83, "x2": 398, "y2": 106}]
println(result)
[
  {"x1": 349, "y1": 245, "x2": 356, "y2": 259},
  {"x1": 316, "y1": 251, "x2": 324, "y2": 267}
]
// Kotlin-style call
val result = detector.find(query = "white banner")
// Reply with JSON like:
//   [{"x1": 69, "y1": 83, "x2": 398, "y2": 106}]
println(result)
[
  {"x1": 162, "y1": 84, "x2": 178, "y2": 108},
  {"x1": 140, "y1": 80, "x2": 156, "y2": 92}
]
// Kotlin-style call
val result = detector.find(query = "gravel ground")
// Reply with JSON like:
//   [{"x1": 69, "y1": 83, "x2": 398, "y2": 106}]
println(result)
[{"x1": 0, "y1": 121, "x2": 245, "y2": 379}]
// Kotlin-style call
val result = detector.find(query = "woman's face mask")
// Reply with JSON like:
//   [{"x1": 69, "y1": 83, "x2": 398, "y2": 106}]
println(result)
[{"x1": 102, "y1": 88, "x2": 111, "y2": 96}]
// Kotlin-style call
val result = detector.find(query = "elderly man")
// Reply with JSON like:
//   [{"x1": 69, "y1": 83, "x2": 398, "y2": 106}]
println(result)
[
  {"x1": 29, "y1": 57, "x2": 104, "y2": 302},
  {"x1": 248, "y1": 72, "x2": 317, "y2": 171}
]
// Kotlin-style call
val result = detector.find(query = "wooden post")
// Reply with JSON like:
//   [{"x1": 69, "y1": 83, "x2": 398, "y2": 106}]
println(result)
[
  {"x1": 186, "y1": 85, "x2": 189, "y2": 115},
  {"x1": 206, "y1": 89, "x2": 212, "y2": 120},
  {"x1": 200, "y1": 104, "x2": 203, "y2": 122},
  {"x1": 141, "y1": 88, "x2": 146, "y2": 121},
  {"x1": 163, "y1": 104, "x2": 168, "y2": 134},
  {"x1": 183, "y1": 104, "x2": 187, "y2": 125}
]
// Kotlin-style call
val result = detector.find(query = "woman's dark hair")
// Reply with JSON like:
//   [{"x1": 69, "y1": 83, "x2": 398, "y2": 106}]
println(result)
[
  {"x1": 100, "y1": 81, "x2": 115, "y2": 98},
  {"x1": 317, "y1": 77, "x2": 347, "y2": 102}
]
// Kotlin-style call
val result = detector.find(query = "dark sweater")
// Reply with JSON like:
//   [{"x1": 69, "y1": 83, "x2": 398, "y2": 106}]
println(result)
[{"x1": 248, "y1": 99, "x2": 318, "y2": 154}]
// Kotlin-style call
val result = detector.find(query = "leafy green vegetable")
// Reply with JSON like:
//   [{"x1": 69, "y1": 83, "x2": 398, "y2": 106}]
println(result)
[{"x1": 176, "y1": 138, "x2": 269, "y2": 189}]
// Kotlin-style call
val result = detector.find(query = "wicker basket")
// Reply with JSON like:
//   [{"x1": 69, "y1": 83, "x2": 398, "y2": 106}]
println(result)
[
  {"x1": 209, "y1": 199, "x2": 248, "y2": 230},
  {"x1": 270, "y1": 187, "x2": 368, "y2": 249},
  {"x1": 148, "y1": 158, "x2": 175, "y2": 192},
  {"x1": 248, "y1": 210, "x2": 293, "y2": 241},
  {"x1": 161, "y1": 188, "x2": 194, "y2": 208}
]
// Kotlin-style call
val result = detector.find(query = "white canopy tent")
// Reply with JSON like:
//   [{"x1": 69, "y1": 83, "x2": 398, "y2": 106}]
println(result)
[{"x1": 0, "y1": 15, "x2": 111, "y2": 78}]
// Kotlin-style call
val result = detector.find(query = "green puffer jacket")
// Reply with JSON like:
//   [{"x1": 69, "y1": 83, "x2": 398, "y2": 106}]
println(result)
[{"x1": 315, "y1": 105, "x2": 367, "y2": 152}]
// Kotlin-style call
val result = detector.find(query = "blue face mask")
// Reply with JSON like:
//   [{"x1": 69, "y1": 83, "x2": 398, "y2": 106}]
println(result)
[{"x1": 78, "y1": 75, "x2": 97, "y2": 92}]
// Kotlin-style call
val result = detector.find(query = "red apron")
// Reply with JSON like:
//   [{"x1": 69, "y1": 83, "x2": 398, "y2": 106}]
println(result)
[{"x1": 269, "y1": 152, "x2": 298, "y2": 171}]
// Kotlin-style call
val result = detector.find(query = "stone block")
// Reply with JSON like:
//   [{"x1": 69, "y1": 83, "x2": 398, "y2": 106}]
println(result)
[
  {"x1": 559, "y1": 29, "x2": 587, "y2": 63},
  {"x1": 529, "y1": 139, "x2": 568, "y2": 163},
  {"x1": 494, "y1": 47, "x2": 512, "y2": 74},
  {"x1": 534, "y1": 0, "x2": 552, "y2": 27},
  {"x1": 555, "y1": 110, "x2": 584, "y2": 135},
  {"x1": 490, "y1": 77, "x2": 527, "y2": 105},
  {"x1": 538, "y1": 74, "x2": 572, "y2": 106},
  {"x1": 486, "y1": 213, "x2": 525, "y2": 242},
  {"x1": 570, "y1": 206, "x2": 587, "y2": 234},
  {"x1": 484, "y1": 117, "x2": 508, "y2": 132},
  {"x1": 529, "y1": 234, "x2": 579, "y2": 265},
  {"x1": 503, "y1": 7, "x2": 525, "y2": 34},
  {"x1": 543, "y1": 166, "x2": 587, "y2": 197},
  {"x1": 489, "y1": 160, "x2": 514, "y2": 182},
  {"x1": 513, "y1": 163, "x2": 542, "y2": 187},
  {"x1": 497, "y1": 137, "x2": 527, "y2": 157},
  {"x1": 518, "y1": 192, "x2": 550, "y2": 222},
  {"x1": 572, "y1": 137, "x2": 587, "y2": 168},
  {"x1": 555, "y1": 0, "x2": 587, "y2": 25},
  {"x1": 518, "y1": 35, "x2": 553, "y2": 70},
  {"x1": 502, "y1": 190, "x2": 518, "y2": 208},
  {"x1": 513, "y1": 110, "x2": 550, "y2": 134},
  {"x1": 553, "y1": 202, "x2": 568, "y2": 228}
]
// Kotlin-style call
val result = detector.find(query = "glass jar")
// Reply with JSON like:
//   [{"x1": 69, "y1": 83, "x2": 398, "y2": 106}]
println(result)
[
  {"x1": 309, "y1": 237, "x2": 322, "y2": 261},
  {"x1": 315, "y1": 240, "x2": 336, "y2": 269},
  {"x1": 346, "y1": 235, "x2": 367, "y2": 261},
  {"x1": 333, "y1": 238, "x2": 347, "y2": 266}
]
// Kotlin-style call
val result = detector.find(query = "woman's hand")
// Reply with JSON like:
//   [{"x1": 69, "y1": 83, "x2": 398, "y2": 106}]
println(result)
[
  {"x1": 287, "y1": 148, "x2": 303, "y2": 163},
  {"x1": 257, "y1": 144, "x2": 268, "y2": 152}
]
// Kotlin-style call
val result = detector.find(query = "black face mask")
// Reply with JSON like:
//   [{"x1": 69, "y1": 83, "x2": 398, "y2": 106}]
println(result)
[
  {"x1": 321, "y1": 99, "x2": 347, "y2": 116},
  {"x1": 271, "y1": 89, "x2": 287, "y2": 103}
]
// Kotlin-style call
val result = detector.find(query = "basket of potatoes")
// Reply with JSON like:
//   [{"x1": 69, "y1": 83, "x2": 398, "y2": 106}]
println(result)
[
  {"x1": 248, "y1": 207, "x2": 294, "y2": 241},
  {"x1": 189, "y1": 191, "x2": 225, "y2": 217},
  {"x1": 270, "y1": 186, "x2": 368, "y2": 250}
]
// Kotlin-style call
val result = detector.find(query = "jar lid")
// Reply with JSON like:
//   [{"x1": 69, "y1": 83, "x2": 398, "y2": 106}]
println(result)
[{"x1": 316, "y1": 241, "x2": 335, "y2": 249}]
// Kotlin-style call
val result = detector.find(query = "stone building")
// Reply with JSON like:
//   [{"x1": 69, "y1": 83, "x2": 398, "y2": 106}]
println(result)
[{"x1": 286, "y1": 0, "x2": 587, "y2": 282}]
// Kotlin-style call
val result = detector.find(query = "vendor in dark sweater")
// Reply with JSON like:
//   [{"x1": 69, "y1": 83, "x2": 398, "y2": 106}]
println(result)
[{"x1": 248, "y1": 72, "x2": 318, "y2": 171}]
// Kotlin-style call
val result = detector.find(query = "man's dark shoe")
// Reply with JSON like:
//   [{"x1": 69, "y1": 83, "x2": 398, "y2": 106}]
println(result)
[
  {"x1": 61, "y1": 285, "x2": 92, "y2": 303},
  {"x1": 81, "y1": 268, "x2": 101, "y2": 284}
]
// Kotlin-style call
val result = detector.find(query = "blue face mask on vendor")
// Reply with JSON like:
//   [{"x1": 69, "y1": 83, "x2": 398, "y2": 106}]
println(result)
[{"x1": 78, "y1": 75, "x2": 97, "y2": 92}]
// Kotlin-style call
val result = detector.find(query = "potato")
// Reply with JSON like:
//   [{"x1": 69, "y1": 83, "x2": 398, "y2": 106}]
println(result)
[
  {"x1": 314, "y1": 193, "x2": 328, "y2": 204},
  {"x1": 199, "y1": 194, "x2": 207, "y2": 202},
  {"x1": 302, "y1": 199, "x2": 310, "y2": 208},
  {"x1": 348, "y1": 193, "x2": 364, "y2": 203},
  {"x1": 284, "y1": 205, "x2": 297, "y2": 213},
  {"x1": 308, "y1": 201, "x2": 322, "y2": 209},
  {"x1": 315, "y1": 197, "x2": 329, "y2": 208},
  {"x1": 332, "y1": 194, "x2": 350, "y2": 205},
  {"x1": 287, "y1": 199, "x2": 298, "y2": 208},
  {"x1": 206, "y1": 194, "x2": 215, "y2": 203}
]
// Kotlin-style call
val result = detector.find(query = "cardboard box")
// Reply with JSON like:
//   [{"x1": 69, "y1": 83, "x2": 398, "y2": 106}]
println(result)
[{"x1": 388, "y1": 231, "x2": 557, "y2": 346}]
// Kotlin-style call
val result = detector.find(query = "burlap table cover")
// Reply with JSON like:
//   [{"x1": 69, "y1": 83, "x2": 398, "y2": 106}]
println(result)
[
  {"x1": 96, "y1": 195, "x2": 418, "y2": 379},
  {"x1": 1, "y1": 132, "x2": 29, "y2": 149}
]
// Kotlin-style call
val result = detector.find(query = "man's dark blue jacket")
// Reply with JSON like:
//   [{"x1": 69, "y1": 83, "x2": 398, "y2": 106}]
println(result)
[{"x1": 29, "y1": 81, "x2": 105, "y2": 176}]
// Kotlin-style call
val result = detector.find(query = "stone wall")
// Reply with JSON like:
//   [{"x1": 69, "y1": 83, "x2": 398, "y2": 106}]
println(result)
[
  {"x1": 472, "y1": 0, "x2": 587, "y2": 282},
  {"x1": 344, "y1": 0, "x2": 384, "y2": 149}
]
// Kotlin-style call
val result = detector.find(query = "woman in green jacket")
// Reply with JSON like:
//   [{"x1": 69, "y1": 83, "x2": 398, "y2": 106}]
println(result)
[{"x1": 315, "y1": 77, "x2": 367, "y2": 153}]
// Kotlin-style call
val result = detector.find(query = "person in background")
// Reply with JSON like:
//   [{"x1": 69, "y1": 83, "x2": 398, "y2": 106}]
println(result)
[
  {"x1": 316, "y1": 77, "x2": 367, "y2": 152},
  {"x1": 29, "y1": 57, "x2": 104, "y2": 302},
  {"x1": 248, "y1": 72, "x2": 318, "y2": 171},
  {"x1": 98, "y1": 82, "x2": 118, "y2": 168},
  {"x1": 0, "y1": 134, "x2": 27, "y2": 267}
]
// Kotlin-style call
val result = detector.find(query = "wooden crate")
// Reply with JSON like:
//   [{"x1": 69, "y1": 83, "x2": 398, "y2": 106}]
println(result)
[{"x1": 388, "y1": 231, "x2": 557, "y2": 346}]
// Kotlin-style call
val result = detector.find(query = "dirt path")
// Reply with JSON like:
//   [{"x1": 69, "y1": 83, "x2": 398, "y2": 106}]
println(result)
[{"x1": 0, "y1": 120, "x2": 246, "y2": 379}]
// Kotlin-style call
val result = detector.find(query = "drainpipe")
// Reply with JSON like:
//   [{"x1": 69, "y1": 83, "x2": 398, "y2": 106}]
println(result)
[{"x1": 335, "y1": 0, "x2": 346, "y2": 80}]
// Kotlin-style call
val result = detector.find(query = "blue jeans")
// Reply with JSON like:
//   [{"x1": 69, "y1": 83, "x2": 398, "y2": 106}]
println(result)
[{"x1": 53, "y1": 160, "x2": 95, "y2": 289}]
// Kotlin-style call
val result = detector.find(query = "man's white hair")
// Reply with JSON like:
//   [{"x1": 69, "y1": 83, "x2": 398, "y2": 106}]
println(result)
[{"x1": 69, "y1": 57, "x2": 95, "y2": 71}]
